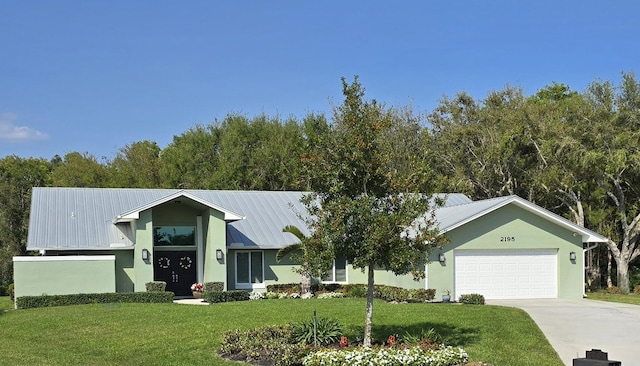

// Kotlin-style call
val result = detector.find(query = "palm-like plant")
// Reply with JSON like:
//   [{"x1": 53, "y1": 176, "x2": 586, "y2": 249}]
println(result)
[{"x1": 278, "y1": 225, "x2": 312, "y2": 294}]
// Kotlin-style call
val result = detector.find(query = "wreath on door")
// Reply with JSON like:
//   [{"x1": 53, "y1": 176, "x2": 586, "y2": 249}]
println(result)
[
  {"x1": 158, "y1": 256, "x2": 170, "y2": 269},
  {"x1": 179, "y1": 256, "x2": 193, "y2": 270}
]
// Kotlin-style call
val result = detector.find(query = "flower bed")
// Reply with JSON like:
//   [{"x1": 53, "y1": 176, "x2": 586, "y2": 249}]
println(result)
[{"x1": 303, "y1": 345, "x2": 469, "y2": 366}]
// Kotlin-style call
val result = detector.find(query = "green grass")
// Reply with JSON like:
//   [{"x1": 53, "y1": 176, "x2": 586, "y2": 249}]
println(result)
[
  {"x1": 0, "y1": 297, "x2": 562, "y2": 365},
  {"x1": 586, "y1": 291, "x2": 640, "y2": 305},
  {"x1": 0, "y1": 295, "x2": 13, "y2": 310}
]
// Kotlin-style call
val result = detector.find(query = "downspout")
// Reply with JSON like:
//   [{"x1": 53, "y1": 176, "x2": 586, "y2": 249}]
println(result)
[{"x1": 583, "y1": 243, "x2": 598, "y2": 297}]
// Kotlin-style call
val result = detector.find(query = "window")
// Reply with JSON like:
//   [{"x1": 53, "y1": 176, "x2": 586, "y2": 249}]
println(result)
[
  {"x1": 153, "y1": 226, "x2": 195, "y2": 246},
  {"x1": 236, "y1": 251, "x2": 264, "y2": 289},
  {"x1": 323, "y1": 256, "x2": 347, "y2": 283}
]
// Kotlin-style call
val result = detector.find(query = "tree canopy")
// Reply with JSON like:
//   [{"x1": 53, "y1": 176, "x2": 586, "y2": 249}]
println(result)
[{"x1": 301, "y1": 77, "x2": 445, "y2": 346}]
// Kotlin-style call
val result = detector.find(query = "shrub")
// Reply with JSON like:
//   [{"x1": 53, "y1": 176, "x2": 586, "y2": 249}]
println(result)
[
  {"x1": 310, "y1": 283, "x2": 342, "y2": 293},
  {"x1": 343, "y1": 284, "x2": 367, "y2": 298},
  {"x1": 302, "y1": 345, "x2": 469, "y2": 366},
  {"x1": 458, "y1": 293, "x2": 485, "y2": 305},
  {"x1": 203, "y1": 290, "x2": 250, "y2": 303},
  {"x1": 408, "y1": 289, "x2": 436, "y2": 302},
  {"x1": 228, "y1": 290, "x2": 250, "y2": 302},
  {"x1": 634, "y1": 285, "x2": 640, "y2": 295},
  {"x1": 8, "y1": 283, "x2": 15, "y2": 301},
  {"x1": 606, "y1": 286, "x2": 621, "y2": 294},
  {"x1": 267, "y1": 283, "x2": 301, "y2": 294},
  {"x1": 204, "y1": 291, "x2": 227, "y2": 303},
  {"x1": 145, "y1": 281, "x2": 167, "y2": 292},
  {"x1": 203, "y1": 282, "x2": 224, "y2": 292},
  {"x1": 220, "y1": 324, "x2": 309, "y2": 366},
  {"x1": 265, "y1": 291, "x2": 279, "y2": 299},
  {"x1": 402, "y1": 328, "x2": 442, "y2": 346},
  {"x1": 374, "y1": 285, "x2": 412, "y2": 302},
  {"x1": 293, "y1": 317, "x2": 342, "y2": 346},
  {"x1": 249, "y1": 291, "x2": 264, "y2": 300},
  {"x1": 15, "y1": 291, "x2": 174, "y2": 309}
]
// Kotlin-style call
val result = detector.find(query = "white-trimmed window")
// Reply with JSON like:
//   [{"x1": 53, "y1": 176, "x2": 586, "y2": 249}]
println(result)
[
  {"x1": 322, "y1": 256, "x2": 348, "y2": 283},
  {"x1": 235, "y1": 251, "x2": 264, "y2": 289}
]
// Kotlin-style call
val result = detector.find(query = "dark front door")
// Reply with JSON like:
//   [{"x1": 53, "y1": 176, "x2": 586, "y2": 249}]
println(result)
[{"x1": 154, "y1": 250, "x2": 197, "y2": 296}]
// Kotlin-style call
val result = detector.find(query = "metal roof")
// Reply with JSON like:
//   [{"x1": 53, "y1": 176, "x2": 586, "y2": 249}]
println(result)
[
  {"x1": 27, "y1": 188, "x2": 605, "y2": 251},
  {"x1": 434, "y1": 195, "x2": 609, "y2": 243},
  {"x1": 27, "y1": 188, "x2": 310, "y2": 250}
]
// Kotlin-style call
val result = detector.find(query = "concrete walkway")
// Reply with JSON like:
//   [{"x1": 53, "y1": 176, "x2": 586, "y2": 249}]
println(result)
[
  {"x1": 488, "y1": 299, "x2": 640, "y2": 366},
  {"x1": 173, "y1": 298, "x2": 208, "y2": 305}
]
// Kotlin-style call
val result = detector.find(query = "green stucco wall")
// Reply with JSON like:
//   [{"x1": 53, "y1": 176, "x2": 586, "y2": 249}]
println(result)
[
  {"x1": 133, "y1": 209, "x2": 153, "y2": 291},
  {"x1": 204, "y1": 208, "x2": 227, "y2": 289},
  {"x1": 427, "y1": 204, "x2": 584, "y2": 299},
  {"x1": 13, "y1": 256, "x2": 116, "y2": 299}
]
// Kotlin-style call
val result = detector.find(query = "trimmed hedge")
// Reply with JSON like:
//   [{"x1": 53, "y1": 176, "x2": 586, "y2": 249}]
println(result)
[
  {"x1": 203, "y1": 282, "x2": 224, "y2": 292},
  {"x1": 16, "y1": 291, "x2": 175, "y2": 309},
  {"x1": 203, "y1": 290, "x2": 250, "y2": 303},
  {"x1": 145, "y1": 281, "x2": 167, "y2": 292}
]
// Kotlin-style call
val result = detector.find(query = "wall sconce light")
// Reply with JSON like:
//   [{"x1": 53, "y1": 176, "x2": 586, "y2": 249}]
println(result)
[
  {"x1": 569, "y1": 251, "x2": 577, "y2": 261},
  {"x1": 142, "y1": 248, "x2": 149, "y2": 261},
  {"x1": 438, "y1": 253, "x2": 446, "y2": 263},
  {"x1": 216, "y1": 249, "x2": 223, "y2": 260}
]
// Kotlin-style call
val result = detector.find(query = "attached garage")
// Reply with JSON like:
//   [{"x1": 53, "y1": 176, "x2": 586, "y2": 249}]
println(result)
[
  {"x1": 454, "y1": 249, "x2": 557, "y2": 299},
  {"x1": 427, "y1": 195, "x2": 609, "y2": 300}
]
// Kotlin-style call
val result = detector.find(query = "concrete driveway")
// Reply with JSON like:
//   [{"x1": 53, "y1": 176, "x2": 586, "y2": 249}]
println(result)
[{"x1": 488, "y1": 299, "x2": 640, "y2": 366}]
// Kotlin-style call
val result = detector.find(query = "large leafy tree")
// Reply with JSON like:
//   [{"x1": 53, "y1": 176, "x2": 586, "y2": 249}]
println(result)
[
  {"x1": 109, "y1": 140, "x2": 162, "y2": 188},
  {"x1": 0, "y1": 156, "x2": 51, "y2": 289},
  {"x1": 302, "y1": 77, "x2": 445, "y2": 346},
  {"x1": 49, "y1": 152, "x2": 110, "y2": 187}
]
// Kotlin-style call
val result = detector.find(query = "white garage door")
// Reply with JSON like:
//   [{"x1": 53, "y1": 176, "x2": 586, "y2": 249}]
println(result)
[{"x1": 454, "y1": 249, "x2": 557, "y2": 300}]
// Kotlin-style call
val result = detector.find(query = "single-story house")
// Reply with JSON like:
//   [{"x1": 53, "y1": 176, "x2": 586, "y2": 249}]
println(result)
[{"x1": 13, "y1": 187, "x2": 607, "y2": 301}]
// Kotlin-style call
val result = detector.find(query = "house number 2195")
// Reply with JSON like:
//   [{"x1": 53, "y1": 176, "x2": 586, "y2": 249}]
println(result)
[{"x1": 500, "y1": 236, "x2": 516, "y2": 242}]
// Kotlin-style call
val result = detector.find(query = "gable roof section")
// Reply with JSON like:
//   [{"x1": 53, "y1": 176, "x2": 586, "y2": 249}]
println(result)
[
  {"x1": 434, "y1": 195, "x2": 608, "y2": 243},
  {"x1": 113, "y1": 190, "x2": 244, "y2": 223}
]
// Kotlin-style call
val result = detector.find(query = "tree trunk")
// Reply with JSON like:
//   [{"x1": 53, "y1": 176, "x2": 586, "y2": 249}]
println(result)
[
  {"x1": 301, "y1": 271, "x2": 311, "y2": 294},
  {"x1": 363, "y1": 263, "x2": 375, "y2": 347},
  {"x1": 616, "y1": 256, "x2": 630, "y2": 294}
]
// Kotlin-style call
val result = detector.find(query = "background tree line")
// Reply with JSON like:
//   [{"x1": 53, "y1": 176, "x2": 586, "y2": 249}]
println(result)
[{"x1": 1, "y1": 72, "x2": 639, "y2": 294}]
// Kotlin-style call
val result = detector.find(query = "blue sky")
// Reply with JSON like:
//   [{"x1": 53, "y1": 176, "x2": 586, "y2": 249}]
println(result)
[{"x1": 1, "y1": 1, "x2": 638, "y2": 160}]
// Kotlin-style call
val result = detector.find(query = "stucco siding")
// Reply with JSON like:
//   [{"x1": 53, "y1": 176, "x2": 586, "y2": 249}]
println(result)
[
  {"x1": 204, "y1": 208, "x2": 228, "y2": 289},
  {"x1": 13, "y1": 256, "x2": 116, "y2": 299},
  {"x1": 429, "y1": 204, "x2": 583, "y2": 299}
]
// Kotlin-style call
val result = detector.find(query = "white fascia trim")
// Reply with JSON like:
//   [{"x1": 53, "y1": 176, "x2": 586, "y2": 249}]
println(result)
[
  {"x1": 113, "y1": 190, "x2": 245, "y2": 223},
  {"x1": 13, "y1": 255, "x2": 116, "y2": 262}
]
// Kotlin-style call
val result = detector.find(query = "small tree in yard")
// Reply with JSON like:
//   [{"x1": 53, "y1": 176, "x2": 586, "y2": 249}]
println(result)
[
  {"x1": 276, "y1": 225, "x2": 313, "y2": 294},
  {"x1": 301, "y1": 76, "x2": 446, "y2": 347}
]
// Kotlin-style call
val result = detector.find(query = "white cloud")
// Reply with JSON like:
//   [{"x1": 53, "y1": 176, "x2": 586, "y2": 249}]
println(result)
[{"x1": 0, "y1": 112, "x2": 49, "y2": 141}]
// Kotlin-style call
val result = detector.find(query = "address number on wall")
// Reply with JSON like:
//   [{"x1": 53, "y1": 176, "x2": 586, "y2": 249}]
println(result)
[{"x1": 500, "y1": 236, "x2": 516, "y2": 242}]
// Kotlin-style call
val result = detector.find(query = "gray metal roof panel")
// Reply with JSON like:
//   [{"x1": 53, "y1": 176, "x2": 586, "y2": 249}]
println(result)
[{"x1": 27, "y1": 188, "x2": 309, "y2": 250}]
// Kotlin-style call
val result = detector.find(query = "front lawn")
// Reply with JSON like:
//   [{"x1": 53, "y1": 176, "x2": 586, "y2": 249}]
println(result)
[
  {"x1": 586, "y1": 291, "x2": 640, "y2": 305},
  {"x1": 0, "y1": 295, "x2": 13, "y2": 310},
  {"x1": 0, "y1": 297, "x2": 562, "y2": 365}
]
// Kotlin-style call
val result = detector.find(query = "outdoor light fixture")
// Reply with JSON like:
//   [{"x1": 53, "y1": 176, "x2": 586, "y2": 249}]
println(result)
[
  {"x1": 216, "y1": 249, "x2": 223, "y2": 260},
  {"x1": 569, "y1": 251, "x2": 577, "y2": 261},
  {"x1": 438, "y1": 253, "x2": 446, "y2": 263},
  {"x1": 142, "y1": 248, "x2": 149, "y2": 261}
]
